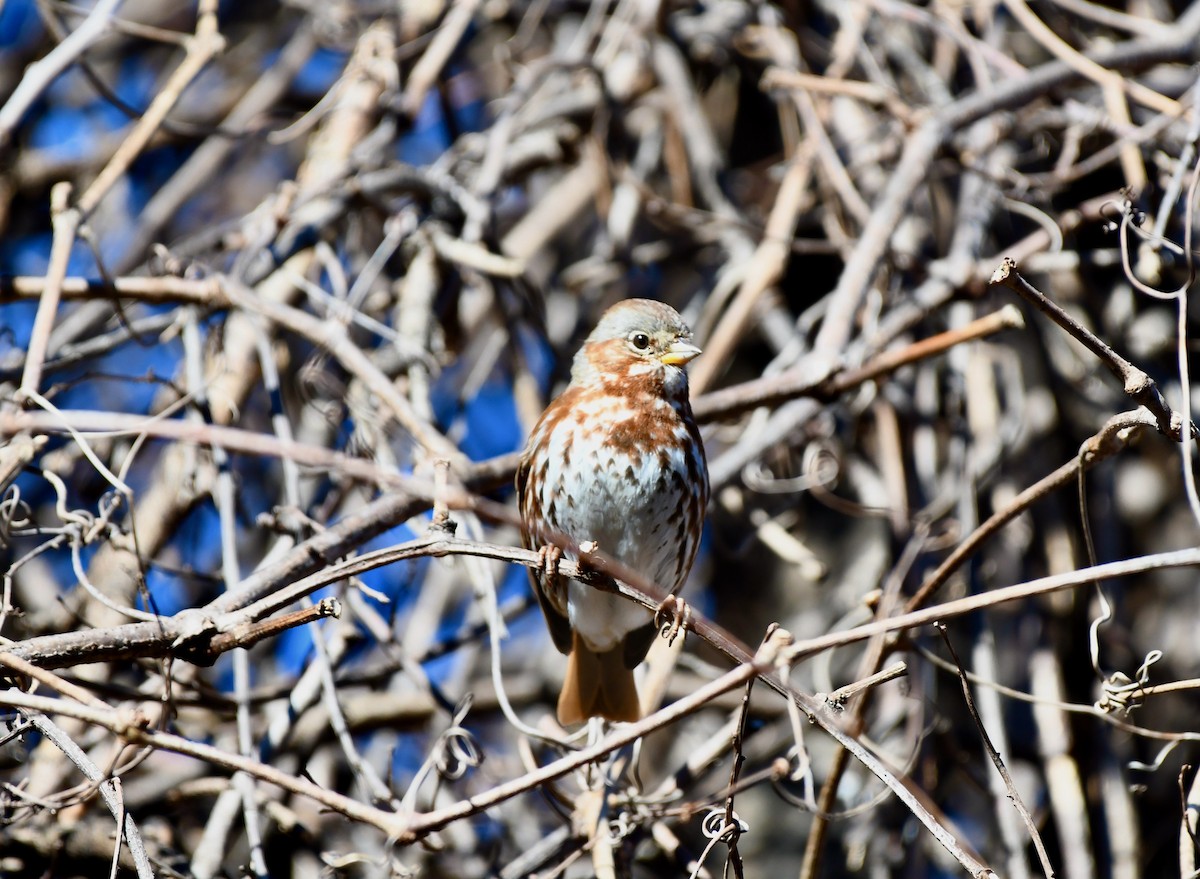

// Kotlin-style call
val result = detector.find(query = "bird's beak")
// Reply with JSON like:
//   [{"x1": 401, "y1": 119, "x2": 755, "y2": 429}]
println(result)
[{"x1": 660, "y1": 339, "x2": 702, "y2": 366}]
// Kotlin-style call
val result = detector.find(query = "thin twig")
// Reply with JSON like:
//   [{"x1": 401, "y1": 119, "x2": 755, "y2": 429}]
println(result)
[
  {"x1": 991, "y1": 258, "x2": 1183, "y2": 439},
  {"x1": 938, "y1": 624, "x2": 1056, "y2": 878}
]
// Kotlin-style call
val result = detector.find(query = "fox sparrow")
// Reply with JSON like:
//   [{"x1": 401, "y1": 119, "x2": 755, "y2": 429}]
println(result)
[{"x1": 516, "y1": 299, "x2": 709, "y2": 724}]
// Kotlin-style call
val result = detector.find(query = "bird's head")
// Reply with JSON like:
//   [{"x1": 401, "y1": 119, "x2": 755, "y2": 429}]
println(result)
[{"x1": 571, "y1": 299, "x2": 701, "y2": 394}]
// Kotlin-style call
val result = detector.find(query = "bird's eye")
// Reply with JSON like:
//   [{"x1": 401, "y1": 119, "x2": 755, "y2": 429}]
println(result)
[{"x1": 629, "y1": 332, "x2": 651, "y2": 350}]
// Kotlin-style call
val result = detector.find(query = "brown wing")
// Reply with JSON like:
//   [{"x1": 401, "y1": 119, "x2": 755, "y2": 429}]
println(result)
[
  {"x1": 621, "y1": 620, "x2": 658, "y2": 669},
  {"x1": 530, "y1": 567, "x2": 573, "y2": 655},
  {"x1": 516, "y1": 443, "x2": 574, "y2": 656}
]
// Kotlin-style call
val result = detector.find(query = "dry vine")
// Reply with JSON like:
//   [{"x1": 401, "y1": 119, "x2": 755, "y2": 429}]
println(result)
[{"x1": 1, "y1": 2, "x2": 1199, "y2": 877}]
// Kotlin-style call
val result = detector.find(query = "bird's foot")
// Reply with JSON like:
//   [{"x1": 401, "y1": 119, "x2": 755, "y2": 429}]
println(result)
[
  {"x1": 536, "y1": 544, "x2": 565, "y2": 600},
  {"x1": 536, "y1": 543, "x2": 564, "y2": 577},
  {"x1": 655, "y1": 594, "x2": 690, "y2": 646}
]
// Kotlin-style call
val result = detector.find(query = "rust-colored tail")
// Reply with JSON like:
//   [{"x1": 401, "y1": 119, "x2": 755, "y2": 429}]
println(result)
[{"x1": 557, "y1": 632, "x2": 641, "y2": 725}]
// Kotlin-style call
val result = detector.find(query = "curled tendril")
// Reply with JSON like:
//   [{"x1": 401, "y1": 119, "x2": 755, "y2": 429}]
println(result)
[
  {"x1": 740, "y1": 443, "x2": 840, "y2": 495},
  {"x1": 433, "y1": 697, "x2": 482, "y2": 781},
  {"x1": 435, "y1": 726, "x2": 481, "y2": 781},
  {"x1": 1099, "y1": 194, "x2": 1141, "y2": 233},
  {"x1": 398, "y1": 697, "x2": 485, "y2": 816},
  {"x1": 1126, "y1": 738, "x2": 1180, "y2": 775},
  {"x1": 608, "y1": 809, "x2": 636, "y2": 841},
  {"x1": 701, "y1": 806, "x2": 747, "y2": 840},
  {"x1": 0, "y1": 485, "x2": 33, "y2": 545},
  {"x1": 1096, "y1": 650, "x2": 1162, "y2": 715},
  {"x1": 98, "y1": 489, "x2": 125, "y2": 520},
  {"x1": 686, "y1": 808, "x2": 750, "y2": 879}
]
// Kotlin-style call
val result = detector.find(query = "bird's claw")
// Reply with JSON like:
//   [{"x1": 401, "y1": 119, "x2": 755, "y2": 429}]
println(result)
[
  {"x1": 655, "y1": 595, "x2": 690, "y2": 645},
  {"x1": 536, "y1": 544, "x2": 566, "y2": 603},
  {"x1": 536, "y1": 544, "x2": 563, "y2": 579}
]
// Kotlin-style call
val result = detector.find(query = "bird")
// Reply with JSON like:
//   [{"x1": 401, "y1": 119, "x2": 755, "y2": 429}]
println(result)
[{"x1": 516, "y1": 298, "x2": 709, "y2": 724}]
